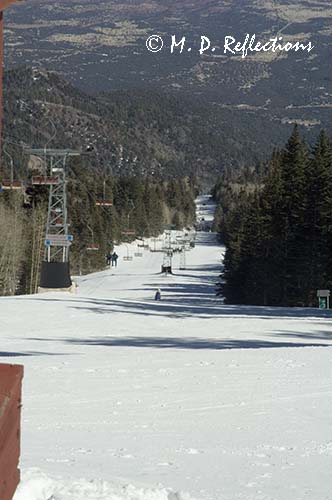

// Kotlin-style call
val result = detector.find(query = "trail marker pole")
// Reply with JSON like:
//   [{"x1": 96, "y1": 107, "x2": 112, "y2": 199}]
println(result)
[{"x1": 317, "y1": 289, "x2": 330, "y2": 309}]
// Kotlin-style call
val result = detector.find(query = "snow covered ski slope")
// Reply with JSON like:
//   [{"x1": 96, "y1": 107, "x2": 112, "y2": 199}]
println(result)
[{"x1": 0, "y1": 195, "x2": 332, "y2": 500}]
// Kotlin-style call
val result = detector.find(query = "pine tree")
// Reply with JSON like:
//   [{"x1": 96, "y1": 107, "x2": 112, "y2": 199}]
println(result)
[
  {"x1": 317, "y1": 133, "x2": 332, "y2": 295},
  {"x1": 278, "y1": 125, "x2": 309, "y2": 305},
  {"x1": 219, "y1": 126, "x2": 317, "y2": 307}
]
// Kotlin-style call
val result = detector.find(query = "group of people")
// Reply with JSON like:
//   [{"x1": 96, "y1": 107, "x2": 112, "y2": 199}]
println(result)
[{"x1": 106, "y1": 251, "x2": 119, "y2": 267}]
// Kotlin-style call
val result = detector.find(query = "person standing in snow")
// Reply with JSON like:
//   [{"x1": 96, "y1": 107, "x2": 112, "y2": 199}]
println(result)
[
  {"x1": 112, "y1": 252, "x2": 119, "y2": 267},
  {"x1": 106, "y1": 252, "x2": 112, "y2": 266},
  {"x1": 155, "y1": 288, "x2": 161, "y2": 301}
]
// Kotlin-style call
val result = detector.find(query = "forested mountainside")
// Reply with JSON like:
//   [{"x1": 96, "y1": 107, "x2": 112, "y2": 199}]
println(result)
[
  {"x1": 213, "y1": 126, "x2": 332, "y2": 308},
  {"x1": 6, "y1": 0, "x2": 332, "y2": 147},
  {"x1": 0, "y1": 171, "x2": 197, "y2": 296},
  {"x1": 4, "y1": 66, "x2": 296, "y2": 181}
]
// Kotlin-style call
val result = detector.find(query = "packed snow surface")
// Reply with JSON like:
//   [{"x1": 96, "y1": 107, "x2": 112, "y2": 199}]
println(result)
[{"x1": 1, "y1": 196, "x2": 332, "y2": 500}]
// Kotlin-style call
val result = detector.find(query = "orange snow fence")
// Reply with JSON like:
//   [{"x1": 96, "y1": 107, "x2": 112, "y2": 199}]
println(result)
[{"x1": 0, "y1": 364, "x2": 23, "y2": 500}]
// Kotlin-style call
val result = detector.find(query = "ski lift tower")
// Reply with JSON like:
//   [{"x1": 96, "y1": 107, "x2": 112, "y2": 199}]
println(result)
[
  {"x1": 0, "y1": 1, "x2": 23, "y2": 166},
  {"x1": 178, "y1": 238, "x2": 189, "y2": 270},
  {"x1": 26, "y1": 148, "x2": 80, "y2": 291},
  {"x1": 161, "y1": 225, "x2": 175, "y2": 274}
]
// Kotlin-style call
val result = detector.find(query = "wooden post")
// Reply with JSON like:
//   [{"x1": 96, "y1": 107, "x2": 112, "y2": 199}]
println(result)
[{"x1": 0, "y1": 363, "x2": 24, "y2": 500}]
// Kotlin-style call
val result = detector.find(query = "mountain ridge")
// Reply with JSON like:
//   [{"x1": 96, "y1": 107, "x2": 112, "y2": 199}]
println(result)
[
  {"x1": 5, "y1": 1, "x2": 332, "y2": 166},
  {"x1": 4, "y1": 65, "x2": 306, "y2": 181}
]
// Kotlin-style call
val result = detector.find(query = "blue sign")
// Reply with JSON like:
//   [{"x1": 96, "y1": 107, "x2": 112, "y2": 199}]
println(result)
[{"x1": 44, "y1": 235, "x2": 73, "y2": 247}]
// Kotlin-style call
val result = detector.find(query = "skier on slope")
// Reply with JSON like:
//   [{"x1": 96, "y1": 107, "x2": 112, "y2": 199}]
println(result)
[{"x1": 155, "y1": 288, "x2": 161, "y2": 301}]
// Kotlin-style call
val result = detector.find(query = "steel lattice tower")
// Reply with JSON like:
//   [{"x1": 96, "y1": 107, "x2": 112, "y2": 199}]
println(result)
[
  {"x1": 179, "y1": 246, "x2": 186, "y2": 270},
  {"x1": 27, "y1": 149, "x2": 80, "y2": 290},
  {"x1": 44, "y1": 152, "x2": 71, "y2": 263},
  {"x1": 162, "y1": 229, "x2": 173, "y2": 273}
]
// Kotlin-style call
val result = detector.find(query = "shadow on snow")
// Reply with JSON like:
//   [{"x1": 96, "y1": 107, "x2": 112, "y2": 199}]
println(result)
[
  {"x1": 0, "y1": 350, "x2": 72, "y2": 357},
  {"x1": 28, "y1": 335, "x2": 331, "y2": 350},
  {"x1": 16, "y1": 294, "x2": 332, "y2": 321}
]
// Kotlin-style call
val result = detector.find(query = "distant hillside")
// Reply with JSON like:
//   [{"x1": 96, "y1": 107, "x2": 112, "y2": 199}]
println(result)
[
  {"x1": 3, "y1": 66, "x2": 300, "y2": 181},
  {"x1": 5, "y1": 1, "x2": 332, "y2": 116},
  {"x1": 4, "y1": 1, "x2": 332, "y2": 176}
]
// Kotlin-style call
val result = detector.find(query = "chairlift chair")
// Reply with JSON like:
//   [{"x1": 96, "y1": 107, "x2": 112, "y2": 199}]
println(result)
[
  {"x1": 53, "y1": 218, "x2": 64, "y2": 227},
  {"x1": 121, "y1": 230, "x2": 136, "y2": 236},
  {"x1": 86, "y1": 243, "x2": 100, "y2": 251},
  {"x1": 1, "y1": 180, "x2": 23, "y2": 190},
  {"x1": 135, "y1": 245, "x2": 143, "y2": 257},
  {"x1": 96, "y1": 178, "x2": 113, "y2": 207},
  {"x1": 86, "y1": 224, "x2": 99, "y2": 252},
  {"x1": 123, "y1": 245, "x2": 133, "y2": 261},
  {"x1": 32, "y1": 176, "x2": 59, "y2": 186},
  {"x1": 96, "y1": 199, "x2": 113, "y2": 207}
]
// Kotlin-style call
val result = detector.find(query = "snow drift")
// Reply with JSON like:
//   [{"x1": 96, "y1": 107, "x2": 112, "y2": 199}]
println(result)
[{"x1": 15, "y1": 469, "x2": 196, "y2": 500}]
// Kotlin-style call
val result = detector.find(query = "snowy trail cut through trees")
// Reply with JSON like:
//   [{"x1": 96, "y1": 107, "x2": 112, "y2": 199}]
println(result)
[{"x1": 0, "y1": 196, "x2": 332, "y2": 500}]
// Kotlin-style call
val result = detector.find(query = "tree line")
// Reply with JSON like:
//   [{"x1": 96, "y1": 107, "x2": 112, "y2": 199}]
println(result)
[
  {"x1": 214, "y1": 126, "x2": 332, "y2": 307},
  {"x1": 0, "y1": 168, "x2": 197, "y2": 296}
]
